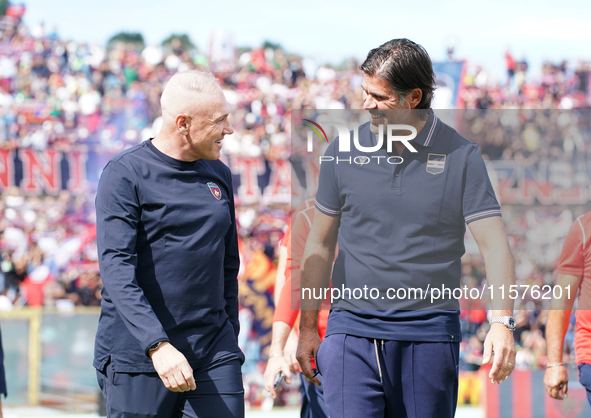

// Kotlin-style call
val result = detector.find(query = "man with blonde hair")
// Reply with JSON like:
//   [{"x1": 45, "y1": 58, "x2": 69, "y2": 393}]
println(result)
[{"x1": 94, "y1": 71, "x2": 244, "y2": 417}]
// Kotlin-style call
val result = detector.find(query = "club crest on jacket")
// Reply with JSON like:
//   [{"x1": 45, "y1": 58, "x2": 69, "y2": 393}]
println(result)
[{"x1": 207, "y1": 182, "x2": 222, "y2": 200}]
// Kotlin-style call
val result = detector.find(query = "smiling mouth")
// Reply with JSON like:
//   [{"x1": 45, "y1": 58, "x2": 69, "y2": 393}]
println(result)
[{"x1": 370, "y1": 112, "x2": 386, "y2": 122}]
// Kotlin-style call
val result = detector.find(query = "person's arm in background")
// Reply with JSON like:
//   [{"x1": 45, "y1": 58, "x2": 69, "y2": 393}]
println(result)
[
  {"x1": 544, "y1": 274, "x2": 581, "y2": 400},
  {"x1": 282, "y1": 328, "x2": 299, "y2": 373},
  {"x1": 96, "y1": 161, "x2": 195, "y2": 392},
  {"x1": 265, "y1": 269, "x2": 301, "y2": 397},
  {"x1": 274, "y1": 245, "x2": 288, "y2": 306},
  {"x1": 265, "y1": 212, "x2": 310, "y2": 397},
  {"x1": 280, "y1": 211, "x2": 314, "y2": 375},
  {"x1": 297, "y1": 209, "x2": 339, "y2": 386},
  {"x1": 469, "y1": 216, "x2": 516, "y2": 384},
  {"x1": 223, "y1": 168, "x2": 240, "y2": 340},
  {"x1": 269, "y1": 235, "x2": 295, "y2": 386},
  {"x1": 265, "y1": 281, "x2": 301, "y2": 397},
  {"x1": 264, "y1": 321, "x2": 294, "y2": 398},
  {"x1": 297, "y1": 140, "x2": 342, "y2": 386},
  {"x1": 544, "y1": 217, "x2": 585, "y2": 400}
]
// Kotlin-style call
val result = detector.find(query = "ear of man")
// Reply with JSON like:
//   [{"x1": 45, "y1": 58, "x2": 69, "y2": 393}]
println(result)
[
  {"x1": 176, "y1": 114, "x2": 191, "y2": 136},
  {"x1": 407, "y1": 88, "x2": 423, "y2": 109}
]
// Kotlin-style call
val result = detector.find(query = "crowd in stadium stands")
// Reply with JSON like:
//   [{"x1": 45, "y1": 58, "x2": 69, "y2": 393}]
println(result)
[
  {"x1": 0, "y1": 12, "x2": 590, "y2": 406},
  {"x1": 454, "y1": 106, "x2": 590, "y2": 372},
  {"x1": 461, "y1": 109, "x2": 591, "y2": 164},
  {"x1": 462, "y1": 48, "x2": 590, "y2": 110},
  {"x1": 0, "y1": 186, "x2": 98, "y2": 310}
]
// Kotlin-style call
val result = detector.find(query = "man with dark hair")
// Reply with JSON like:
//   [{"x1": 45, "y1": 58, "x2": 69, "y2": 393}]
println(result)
[
  {"x1": 95, "y1": 71, "x2": 244, "y2": 418},
  {"x1": 297, "y1": 38, "x2": 516, "y2": 418},
  {"x1": 359, "y1": 38, "x2": 435, "y2": 118}
]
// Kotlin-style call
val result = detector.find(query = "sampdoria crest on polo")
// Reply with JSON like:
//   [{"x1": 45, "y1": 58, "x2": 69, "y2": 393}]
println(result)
[
  {"x1": 357, "y1": 156, "x2": 370, "y2": 166},
  {"x1": 426, "y1": 153, "x2": 446, "y2": 175},
  {"x1": 207, "y1": 182, "x2": 222, "y2": 200}
]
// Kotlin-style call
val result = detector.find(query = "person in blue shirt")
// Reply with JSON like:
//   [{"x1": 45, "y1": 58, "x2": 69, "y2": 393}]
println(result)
[
  {"x1": 297, "y1": 39, "x2": 517, "y2": 418},
  {"x1": 94, "y1": 71, "x2": 244, "y2": 418}
]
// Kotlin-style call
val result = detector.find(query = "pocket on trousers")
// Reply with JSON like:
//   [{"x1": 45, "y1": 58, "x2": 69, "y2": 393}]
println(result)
[
  {"x1": 316, "y1": 334, "x2": 335, "y2": 376},
  {"x1": 316, "y1": 338, "x2": 325, "y2": 376},
  {"x1": 316, "y1": 334, "x2": 347, "y2": 379},
  {"x1": 450, "y1": 342, "x2": 460, "y2": 374},
  {"x1": 96, "y1": 357, "x2": 115, "y2": 387},
  {"x1": 106, "y1": 361, "x2": 118, "y2": 387}
]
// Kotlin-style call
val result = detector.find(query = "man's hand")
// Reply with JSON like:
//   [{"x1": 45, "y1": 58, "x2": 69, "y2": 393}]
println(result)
[
  {"x1": 149, "y1": 342, "x2": 196, "y2": 392},
  {"x1": 544, "y1": 366, "x2": 569, "y2": 400},
  {"x1": 264, "y1": 355, "x2": 292, "y2": 399},
  {"x1": 297, "y1": 328, "x2": 321, "y2": 386},
  {"x1": 482, "y1": 323, "x2": 516, "y2": 384}
]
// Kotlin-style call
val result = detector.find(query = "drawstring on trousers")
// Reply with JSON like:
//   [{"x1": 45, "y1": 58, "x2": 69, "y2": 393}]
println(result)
[{"x1": 374, "y1": 339, "x2": 384, "y2": 384}]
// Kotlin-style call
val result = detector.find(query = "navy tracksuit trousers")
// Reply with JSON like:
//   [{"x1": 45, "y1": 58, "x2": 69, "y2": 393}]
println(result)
[
  {"x1": 97, "y1": 356, "x2": 244, "y2": 418},
  {"x1": 316, "y1": 334, "x2": 459, "y2": 418}
]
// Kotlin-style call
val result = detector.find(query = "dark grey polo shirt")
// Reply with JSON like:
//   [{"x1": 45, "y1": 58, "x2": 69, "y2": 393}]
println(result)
[{"x1": 314, "y1": 111, "x2": 500, "y2": 342}]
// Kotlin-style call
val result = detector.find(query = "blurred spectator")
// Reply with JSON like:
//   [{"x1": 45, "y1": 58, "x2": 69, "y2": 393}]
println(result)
[{"x1": 74, "y1": 270, "x2": 101, "y2": 307}]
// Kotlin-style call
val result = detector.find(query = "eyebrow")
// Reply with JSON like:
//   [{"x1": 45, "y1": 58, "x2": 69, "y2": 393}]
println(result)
[
  {"x1": 361, "y1": 84, "x2": 388, "y2": 100},
  {"x1": 214, "y1": 113, "x2": 229, "y2": 122}
]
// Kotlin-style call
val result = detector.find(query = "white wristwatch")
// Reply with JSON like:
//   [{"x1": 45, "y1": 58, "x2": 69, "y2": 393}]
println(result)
[{"x1": 490, "y1": 316, "x2": 516, "y2": 332}]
